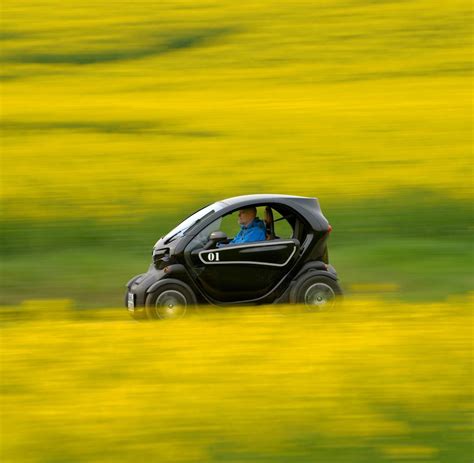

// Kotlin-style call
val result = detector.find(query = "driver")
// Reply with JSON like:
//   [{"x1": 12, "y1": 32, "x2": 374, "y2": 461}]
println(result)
[{"x1": 219, "y1": 207, "x2": 266, "y2": 246}]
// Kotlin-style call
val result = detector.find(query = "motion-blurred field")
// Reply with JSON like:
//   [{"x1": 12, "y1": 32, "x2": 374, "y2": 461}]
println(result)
[
  {"x1": 0, "y1": 1, "x2": 472, "y2": 461},
  {"x1": 1, "y1": 298, "x2": 472, "y2": 462},
  {"x1": 1, "y1": 0, "x2": 472, "y2": 220},
  {"x1": 1, "y1": 0, "x2": 473, "y2": 305}
]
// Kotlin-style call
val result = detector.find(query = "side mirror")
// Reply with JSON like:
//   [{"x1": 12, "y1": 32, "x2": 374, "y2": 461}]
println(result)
[{"x1": 209, "y1": 231, "x2": 227, "y2": 242}]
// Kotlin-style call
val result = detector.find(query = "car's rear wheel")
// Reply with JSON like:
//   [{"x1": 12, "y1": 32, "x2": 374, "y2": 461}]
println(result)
[
  {"x1": 145, "y1": 280, "x2": 197, "y2": 320},
  {"x1": 289, "y1": 274, "x2": 342, "y2": 310}
]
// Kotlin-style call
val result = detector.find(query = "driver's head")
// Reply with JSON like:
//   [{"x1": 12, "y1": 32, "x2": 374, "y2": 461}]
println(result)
[{"x1": 238, "y1": 207, "x2": 257, "y2": 226}]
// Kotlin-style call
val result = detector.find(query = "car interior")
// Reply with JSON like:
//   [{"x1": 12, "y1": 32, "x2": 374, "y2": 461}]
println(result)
[{"x1": 218, "y1": 204, "x2": 307, "y2": 244}]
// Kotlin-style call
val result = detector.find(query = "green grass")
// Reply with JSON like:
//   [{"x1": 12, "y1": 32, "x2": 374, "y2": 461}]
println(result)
[{"x1": 1, "y1": 192, "x2": 472, "y2": 307}]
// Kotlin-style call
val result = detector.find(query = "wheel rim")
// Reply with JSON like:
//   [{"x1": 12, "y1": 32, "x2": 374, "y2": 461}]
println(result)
[
  {"x1": 304, "y1": 283, "x2": 336, "y2": 309},
  {"x1": 154, "y1": 290, "x2": 187, "y2": 319}
]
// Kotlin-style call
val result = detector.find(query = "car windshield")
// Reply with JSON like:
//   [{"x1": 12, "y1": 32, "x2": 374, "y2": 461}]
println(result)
[{"x1": 163, "y1": 203, "x2": 223, "y2": 243}]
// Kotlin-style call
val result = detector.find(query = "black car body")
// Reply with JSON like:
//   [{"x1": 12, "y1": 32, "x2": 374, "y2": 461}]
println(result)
[{"x1": 125, "y1": 194, "x2": 342, "y2": 320}]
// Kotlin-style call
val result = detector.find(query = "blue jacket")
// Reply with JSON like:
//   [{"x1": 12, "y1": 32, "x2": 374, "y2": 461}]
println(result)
[{"x1": 228, "y1": 217, "x2": 266, "y2": 245}]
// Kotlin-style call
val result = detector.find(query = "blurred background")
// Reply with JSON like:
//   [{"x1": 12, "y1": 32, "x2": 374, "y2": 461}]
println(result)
[
  {"x1": 0, "y1": 0, "x2": 472, "y2": 462},
  {"x1": 1, "y1": 0, "x2": 472, "y2": 307}
]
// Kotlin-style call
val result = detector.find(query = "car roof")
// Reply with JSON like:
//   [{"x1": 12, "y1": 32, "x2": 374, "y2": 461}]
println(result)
[{"x1": 218, "y1": 194, "x2": 316, "y2": 206}]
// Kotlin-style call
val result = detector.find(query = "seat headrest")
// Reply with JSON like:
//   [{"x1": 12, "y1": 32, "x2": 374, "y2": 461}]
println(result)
[
  {"x1": 264, "y1": 206, "x2": 274, "y2": 225},
  {"x1": 264, "y1": 206, "x2": 275, "y2": 240}
]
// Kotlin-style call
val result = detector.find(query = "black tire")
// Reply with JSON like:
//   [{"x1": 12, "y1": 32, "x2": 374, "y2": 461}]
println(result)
[
  {"x1": 289, "y1": 273, "x2": 343, "y2": 311},
  {"x1": 145, "y1": 280, "x2": 197, "y2": 320}
]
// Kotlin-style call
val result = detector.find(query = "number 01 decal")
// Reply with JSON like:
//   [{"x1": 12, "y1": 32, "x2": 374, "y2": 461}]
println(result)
[{"x1": 207, "y1": 252, "x2": 220, "y2": 262}]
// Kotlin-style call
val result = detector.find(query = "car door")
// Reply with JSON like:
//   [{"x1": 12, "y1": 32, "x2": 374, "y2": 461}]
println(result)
[{"x1": 189, "y1": 239, "x2": 300, "y2": 303}]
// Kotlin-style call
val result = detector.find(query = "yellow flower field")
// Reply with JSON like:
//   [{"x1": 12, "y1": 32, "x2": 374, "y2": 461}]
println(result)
[
  {"x1": 1, "y1": 297, "x2": 472, "y2": 462},
  {"x1": 1, "y1": 2, "x2": 472, "y2": 460},
  {"x1": 1, "y1": 0, "x2": 472, "y2": 220}
]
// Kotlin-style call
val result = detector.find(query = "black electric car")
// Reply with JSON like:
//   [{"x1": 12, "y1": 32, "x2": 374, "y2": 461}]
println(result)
[{"x1": 125, "y1": 194, "x2": 342, "y2": 320}]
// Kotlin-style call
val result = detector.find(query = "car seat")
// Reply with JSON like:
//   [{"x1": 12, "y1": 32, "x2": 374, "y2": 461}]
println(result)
[{"x1": 264, "y1": 206, "x2": 278, "y2": 240}]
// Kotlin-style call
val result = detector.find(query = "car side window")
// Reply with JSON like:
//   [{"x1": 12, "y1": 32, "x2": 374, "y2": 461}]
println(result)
[
  {"x1": 273, "y1": 210, "x2": 294, "y2": 239},
  {"x1": 219, "y1": 211, "x2": 241, "y2": 239},
  {"x1": 186, "y1": 217, "x2": 222, "y2": 251}
]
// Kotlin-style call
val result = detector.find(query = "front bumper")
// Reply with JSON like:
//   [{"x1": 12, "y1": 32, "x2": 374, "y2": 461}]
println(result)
[{"x1": 125, "y1": 266, "x2": 166, "y2": 320}]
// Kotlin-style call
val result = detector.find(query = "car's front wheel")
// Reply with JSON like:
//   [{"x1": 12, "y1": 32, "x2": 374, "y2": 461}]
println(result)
[
  {"x1": 145, "y1": 280, "x2": 197, "y2": 320},
  {"x1": 289, "y1": 273, "x2": 342, "y2": 310}
]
